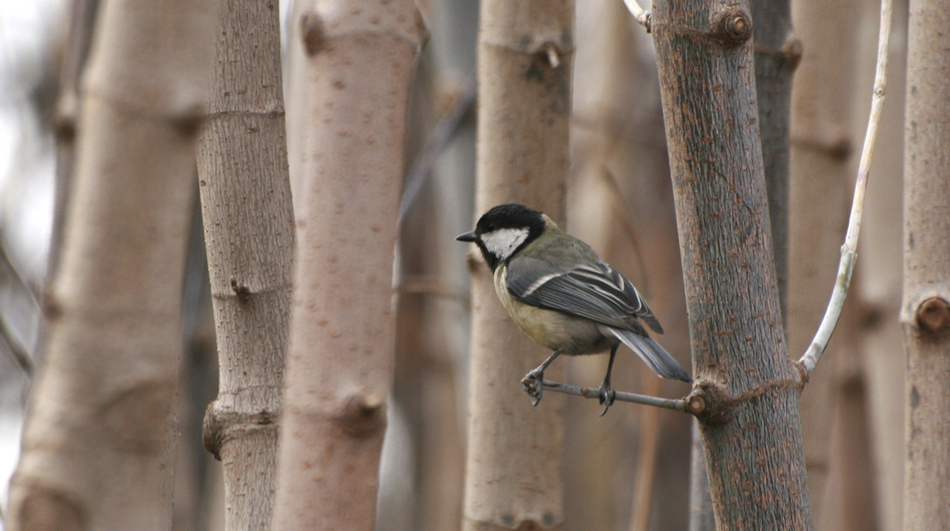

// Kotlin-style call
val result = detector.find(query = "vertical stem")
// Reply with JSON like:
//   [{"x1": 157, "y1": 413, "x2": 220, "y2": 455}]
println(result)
[
  {"x1": 462, "y1": 1, "x2": 573, "y2": 529},
  {"x1": 902, "y1": 0, "x2": 950, "y2": 526},
  {"x1": 651, "y1": 0, "x2": 811, "y2": 527},
  {"x1": 6, "y1": 0, "x2": 216, "y2": 528},
  {"x1": 196, "y1": 0, "x2": 294, "y2": 528},
  {"x1": 272, "y1": 1, "x2": 425, "y2": 529}
]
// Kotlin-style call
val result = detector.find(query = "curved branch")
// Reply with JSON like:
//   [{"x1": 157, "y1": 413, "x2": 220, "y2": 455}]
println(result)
[
  {"x1": 622, "y1": 0, "x2": 652, "y2": 31},
  {"x1": 799, "y1": 0, "x2": 892, "y2": 374}
]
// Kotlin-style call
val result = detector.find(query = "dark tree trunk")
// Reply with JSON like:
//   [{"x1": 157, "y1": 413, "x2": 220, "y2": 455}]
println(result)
[{"x1": 651, "y1": 0, "x2": 812, "y2": 527}]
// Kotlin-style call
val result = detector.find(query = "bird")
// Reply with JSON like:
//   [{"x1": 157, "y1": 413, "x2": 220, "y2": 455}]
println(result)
[{"x1": 457, "y1": 203, "x2": 690, "y2": 414}]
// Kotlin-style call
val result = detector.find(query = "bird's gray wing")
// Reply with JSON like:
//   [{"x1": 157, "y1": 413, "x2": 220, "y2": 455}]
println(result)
[{"x1": 506, "y1": 257, "x2": 664, "y2": 334}]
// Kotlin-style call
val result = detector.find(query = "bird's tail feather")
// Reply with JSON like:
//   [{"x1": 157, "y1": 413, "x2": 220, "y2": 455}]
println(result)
[{"x1": 608, "y1": 328, "x2": 691, "y2": 382}]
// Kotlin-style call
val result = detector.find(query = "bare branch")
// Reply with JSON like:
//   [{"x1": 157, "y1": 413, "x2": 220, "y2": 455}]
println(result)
[
  {"x1": 622, "y1": 0, "x2": 652, "y2": 31},
  {"x1": 538, "y1": 379, "x2": 687, "y2": 412},
  {"x1": 0, "y1": 315, "x2": 32, "y2": 376},
  {"x1": 799, "y1": 0, "x2": 892, "y2": 374}
]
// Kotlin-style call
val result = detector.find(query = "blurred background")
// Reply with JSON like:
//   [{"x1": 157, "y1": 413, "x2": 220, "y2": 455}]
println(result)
[{"x1": 0, "y1": 0, "x2": 908, "y2": 529}]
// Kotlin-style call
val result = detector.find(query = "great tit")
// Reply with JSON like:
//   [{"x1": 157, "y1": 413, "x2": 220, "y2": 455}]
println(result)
[{"x1": 457, "y1": 203, "x2": 690, "y2": 414}]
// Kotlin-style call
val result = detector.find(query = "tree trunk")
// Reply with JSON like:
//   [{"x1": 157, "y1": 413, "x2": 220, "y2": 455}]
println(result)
[
  {"x1": 651, "y1": 0, "x2": 812, "y2": 528},
  {"x1": 750, "y1": 0, "x2": 796, "y2": 319},
  {"x1": 462, "y1": 1, "x2": 573, "y2": 529},
  {"x1": 684, "y1": 4, "x2": 800, "y2": 527},
  {"x1": 195, "y1": 0, "x2": 294, "y2": 529},
  {"x1": 902, "y1": 0, "x2": 950, "y2": 525},
  {"x1": 271, "y1": 0, "x2": 424, "y2": 528},
  {"x1": 6, "y1": 0, "x2": 215, "y2": 528}
]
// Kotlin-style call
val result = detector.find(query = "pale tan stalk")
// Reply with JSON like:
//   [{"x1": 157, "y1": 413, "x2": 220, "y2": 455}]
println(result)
[
  {"x1": 195, "y1": 0, "x2": 294, "y2": 529},
  {"x1": 902, "y1": 0, "x2": 950, "y2": 525},
  {"x1": 6, "y1": 0, "x2": 215, "y2": 528},
  {"x1": 462, "y1": 1, "x2": 573, "y2": 529},
  {"x1": 271, "y1": 1, "x2": 424, "y2": 529}
]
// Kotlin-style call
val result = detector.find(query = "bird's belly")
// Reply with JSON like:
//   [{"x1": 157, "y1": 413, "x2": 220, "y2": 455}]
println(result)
[{"x1": 495, "y1": 269, "x2": 615, "y2": 355}]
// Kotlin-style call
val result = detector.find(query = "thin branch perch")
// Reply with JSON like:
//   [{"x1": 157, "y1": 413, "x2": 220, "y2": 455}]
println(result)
[
  {"x1": 799, "y1": 0, "x2": 892, "y2": 375},
  {"x1": 538, "y1": 379, "x2": 687, "y2": 412}
]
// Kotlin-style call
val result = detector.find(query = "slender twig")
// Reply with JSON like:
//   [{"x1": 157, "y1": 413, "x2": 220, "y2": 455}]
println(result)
[
  {"x1": 799, "y1": 0, "x2": 892, "y2": 375},
  {"x1": 622, "y1": 0, "x2": 652, "y2": 31},
  {"x1": 538, "y1": 379, "x2": 687, "y2": 412},
  {"x1": 0, "y1": 315, "x2": 33, "y2": 376},
  {"x1": 396, "y1": 76, "x2": 476, "y2": 231}
]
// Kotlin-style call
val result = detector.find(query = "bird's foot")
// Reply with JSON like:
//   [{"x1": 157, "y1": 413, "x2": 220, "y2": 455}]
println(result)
[
  {"x1": 521, "y1": 369, "x2": 544, "y2": 406},
  {"x1": 598, "y1": 381, "x2": 616, "y2": 416}
]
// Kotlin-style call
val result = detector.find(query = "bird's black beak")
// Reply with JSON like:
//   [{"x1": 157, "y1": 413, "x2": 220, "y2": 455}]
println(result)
[{"x1": 456, "y1": 231, "x2": 477, "y2": 242}]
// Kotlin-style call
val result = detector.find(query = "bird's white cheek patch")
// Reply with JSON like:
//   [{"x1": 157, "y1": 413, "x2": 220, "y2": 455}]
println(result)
[{"x1": 482, "y1": 228, "x2": 529, "y2": 262}]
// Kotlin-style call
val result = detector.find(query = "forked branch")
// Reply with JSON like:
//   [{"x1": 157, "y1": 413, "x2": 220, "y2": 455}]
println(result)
[{"x1": 622, "y1": 0, "x2": 652, "y2": 31}]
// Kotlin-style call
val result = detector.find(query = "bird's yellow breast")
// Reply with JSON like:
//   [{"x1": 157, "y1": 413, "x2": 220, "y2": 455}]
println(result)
[{"x1": 493, "y1": 264, "x2": 614, "y2": 355}]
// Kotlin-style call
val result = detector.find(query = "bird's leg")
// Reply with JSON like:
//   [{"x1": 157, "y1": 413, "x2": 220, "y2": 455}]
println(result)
[
  {"x1": 522, "y1": 350, "x2": 561, "y2": 406},
  {"x1": 598, "y1": 344, "x2": 619, "y2": 416}
]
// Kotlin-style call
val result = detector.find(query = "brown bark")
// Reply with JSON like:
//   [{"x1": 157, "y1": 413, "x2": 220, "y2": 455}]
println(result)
[
  {"x1": 271, "y1": 0, "x2": 425, "y2": 529},
  {"x1": 6, "y1": 0, "x2": 215, "y2": 528},
  {"x1": 902, "y1": 0, "x2": 950, "y2": 525},
  {"x1": 750, "y1": 0, "x2": 797, "y2": 318},
  {"x1": 651, "y1": 0, "x2": 812, "y2": 528},
  {"x1": 684, "y1": 4, "x2": 799, "y2": 528},
  {"x1": 195, "y1": 0, "x2": 294, "y2": 529},
  {"x1": 462, "y1": 1, "x2": 573, "y2": 529}
]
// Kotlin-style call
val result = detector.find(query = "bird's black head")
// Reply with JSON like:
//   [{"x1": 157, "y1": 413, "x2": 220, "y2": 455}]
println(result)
[{"x1": 456, "y1": 203, "x2": 547, "y2": 271}]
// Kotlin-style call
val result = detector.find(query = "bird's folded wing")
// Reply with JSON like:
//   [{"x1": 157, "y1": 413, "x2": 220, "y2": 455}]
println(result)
[{"x1": 506, "y1": 258, "x2": 663, "y2": 334}]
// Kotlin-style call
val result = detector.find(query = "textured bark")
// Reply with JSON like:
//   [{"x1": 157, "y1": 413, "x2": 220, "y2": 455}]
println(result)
[
  {"x1": 271, "y1": 1, "x2": 424, "y2": 529},
  {"x1": 787, "y1": 0, "x2": 860, "y2": 522},
  {"x1": 195, "y1": 0, "x2": 294, "y2": 529},
  {"x1": 651, "y1": 0, "x2": 812, "y2": 528},
  {"x1": 462, "y1": 1, "x2": 573, "y2": 530},
  {"x1": 902, "y1": 0, "x2": 950, "y2": 525},
  {"x1": 685, "y1": 4, "x2": 799, "y2": 527},
  {"x1": 6, "y1": 0, "x2": 215, "y2": 528},
  {"x1": 750, "y1": 0, "x2": 797, "y2": 319}
]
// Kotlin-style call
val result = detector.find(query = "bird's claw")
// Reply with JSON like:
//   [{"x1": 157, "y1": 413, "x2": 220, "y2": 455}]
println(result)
[
  {"x1": 521, "y1": 370, "x2": 544, "y2": 406},
  {"x1": 598, "y1": 382, "x2": 616, "y2": 416}
]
